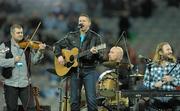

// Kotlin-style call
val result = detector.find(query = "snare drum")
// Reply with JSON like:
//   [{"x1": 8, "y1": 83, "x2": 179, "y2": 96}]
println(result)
[{"x1": 97, "y1": 70, "x2": 118, "y2": 97}]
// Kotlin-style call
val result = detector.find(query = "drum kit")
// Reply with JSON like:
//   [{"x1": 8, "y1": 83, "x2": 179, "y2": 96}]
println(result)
[{"x1": 95, "y1": 61, "x2": 143, "y2": 110}]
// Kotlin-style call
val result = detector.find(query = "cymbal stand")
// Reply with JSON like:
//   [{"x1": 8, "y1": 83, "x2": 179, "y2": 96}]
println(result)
[
  {"x1": 115, "y1": 65, "x2": 121, "y2": 111},
  {"x1": 146, "y1": 62, "x2": 155, "y2": 111},
  {"x1": 59, "y1": 76, "x2": 70, "y2": 111}
]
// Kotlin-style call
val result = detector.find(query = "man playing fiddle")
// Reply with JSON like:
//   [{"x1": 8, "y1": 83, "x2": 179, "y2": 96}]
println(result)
[{"x1": 0, "y1": 24, "x2": 46, "y2": 111}]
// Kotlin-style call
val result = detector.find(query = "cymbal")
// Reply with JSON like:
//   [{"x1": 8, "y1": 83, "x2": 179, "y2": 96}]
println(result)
[
  {"x1": 103, "y1": 61, "x2": 131, "y2": 69},
  {"x1": 130, "y1": 73, "x2": 144, "y2": 77}
]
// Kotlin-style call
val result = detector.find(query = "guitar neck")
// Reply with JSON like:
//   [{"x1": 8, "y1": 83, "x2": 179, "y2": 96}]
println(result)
[
  {"x1": 34, "y1": 96, "x2": 41, "y2": 111},
  {"x1": 78, "y1": 50, "x2": 91, "y2": 58},
  {"x1": 78, "y1": 44, "x2": 106, "y2": 58}
]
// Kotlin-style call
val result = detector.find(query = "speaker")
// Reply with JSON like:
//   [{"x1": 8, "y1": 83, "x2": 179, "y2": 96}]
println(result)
[{"x1": 3, "y1": 105, "x2": 51, "y2": 111}]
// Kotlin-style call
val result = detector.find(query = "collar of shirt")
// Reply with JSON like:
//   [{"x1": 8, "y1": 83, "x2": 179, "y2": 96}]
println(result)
[{"x1": 11, "y1": 39, "x2": 20, "y2": 48}]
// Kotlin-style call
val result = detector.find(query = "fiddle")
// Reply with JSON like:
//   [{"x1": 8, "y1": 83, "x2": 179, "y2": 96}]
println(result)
[
  {"x1": 18, "y1": 40, "x2": 53, "y2": 51},
  {"x1": 18, "y1": 40, "x2": 44, "y2": 49}
]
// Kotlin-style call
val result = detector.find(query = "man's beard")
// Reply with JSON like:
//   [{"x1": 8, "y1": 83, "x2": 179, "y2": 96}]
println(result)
[
  {"x1": 161, "y1": 54, "x2": 174, "y2": 62},
  {"x1": 14, "y1": 36, "x2": 23, "y2": 42}
]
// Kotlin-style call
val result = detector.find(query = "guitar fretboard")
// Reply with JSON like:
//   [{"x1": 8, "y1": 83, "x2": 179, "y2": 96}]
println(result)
[{"x1": 78, "y1": 44, "x2": 106, "y2": 58}]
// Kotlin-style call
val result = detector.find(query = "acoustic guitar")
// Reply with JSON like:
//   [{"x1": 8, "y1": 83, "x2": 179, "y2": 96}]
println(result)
[
  {"x1": 32, "y1": 86, "x2": 42, "y2": 111},
  {"x1": 54, "y1": 44, "x2": 106, "y2": 76}
]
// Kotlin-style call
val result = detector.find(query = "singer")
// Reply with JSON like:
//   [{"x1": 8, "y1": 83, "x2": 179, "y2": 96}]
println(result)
[
  {"x1": 135, "y1": 42, "x2": 180, "y2": 110},
  {"x1": 54, "y1": 13, "x2": 104, "y2": 111}
]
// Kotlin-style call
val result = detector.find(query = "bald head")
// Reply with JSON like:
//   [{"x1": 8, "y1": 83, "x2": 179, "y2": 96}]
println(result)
[{"x1": 108, "y1": 46, "x2": 124, "y2": 62}]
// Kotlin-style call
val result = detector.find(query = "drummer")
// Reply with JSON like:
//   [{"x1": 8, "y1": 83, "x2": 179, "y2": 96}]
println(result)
[
  {"x1": 107, "y1": 46, "x2": 130, "y2": 109},
  {"x1": 108, "y1": 46, "x2": 131, "y2": 90}
]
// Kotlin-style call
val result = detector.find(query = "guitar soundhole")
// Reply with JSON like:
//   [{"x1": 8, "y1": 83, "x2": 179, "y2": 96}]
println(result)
[
  {"x1": 70, "y1": 55, "x2": 74, "y2": 62},
  {"x1": 65, "y1": 62, "x2": 74, "y2": 68}
]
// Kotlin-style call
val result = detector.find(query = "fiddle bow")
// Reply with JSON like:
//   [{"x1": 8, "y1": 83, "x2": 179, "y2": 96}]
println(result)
[{"x1": 19, "y1": 22, "x2": 42, "y2": 57}]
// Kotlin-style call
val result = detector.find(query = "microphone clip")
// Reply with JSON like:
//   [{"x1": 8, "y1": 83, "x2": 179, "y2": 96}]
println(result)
[{"x1": 138, "y1": 55, "x2": 152, "y2": 63}]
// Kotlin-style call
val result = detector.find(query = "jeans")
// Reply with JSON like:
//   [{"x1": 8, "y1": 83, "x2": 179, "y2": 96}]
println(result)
[
  {"x1": 70, "y1": 68, "x2": 99, "y2": 111},
  {"x1": 4, "y1": 85, "x2": 35, "y2": 111}
]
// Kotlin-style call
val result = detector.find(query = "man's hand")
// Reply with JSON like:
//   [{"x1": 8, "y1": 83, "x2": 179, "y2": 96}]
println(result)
[
  {"x1": 90, "y1": 47, "x2": 98, "y2": 54},
  {"x1": 15, "y1": 56, "x2": 21, "y2": 63},
  {"x1": 162, "y1": 75, "x2": 173, "y2": 83},
  {"x1": 58, "y1": 56, "x2": 65, "y2": 65},
  {"x1": 38, "y1": 43, "x2": 46, "y2": 50},
  {"x1": 154, "y1": 81, "x2": 163, "y2": 88}
]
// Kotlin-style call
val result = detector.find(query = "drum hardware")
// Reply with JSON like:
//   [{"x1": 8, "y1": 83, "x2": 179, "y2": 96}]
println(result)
[
  {"x1": 102, "y1": 61, "x2": 131, "y2": 69},
  {"x1": 96, "y1": 97, "x2": 106, "y2": 106},
  {"x1": 130, "y1": 65, "x2": 144, "y2": 77},
  {"x1": 81, "y1": 106, "x2": 108, "y2": 111},
  {"x1": 96, "y1": 97, "x2": 116, "y2": 111},
  {"x1": 97, "y1": 70, "x2": 120, "y2": 97},
  {"x1": 130, "y1": 73, "x2": 144, "y2": 77},
  {"x1": 97, "y1": 69, "x2": 129, "y2": 110}
]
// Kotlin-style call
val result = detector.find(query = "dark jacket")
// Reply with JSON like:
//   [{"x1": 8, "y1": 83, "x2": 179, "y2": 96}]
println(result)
[{"x1": 54, "y1": 30, "x2": 104, "y2": 69}]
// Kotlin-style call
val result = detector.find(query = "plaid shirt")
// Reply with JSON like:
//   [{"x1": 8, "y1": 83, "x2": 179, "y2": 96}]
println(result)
[{"x1": 143, "y1": 62, "x2": 180, "y2": 90}]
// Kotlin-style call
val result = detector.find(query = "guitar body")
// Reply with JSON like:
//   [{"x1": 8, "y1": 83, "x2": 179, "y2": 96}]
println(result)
[{"x1": 55, "y1": 48, "x2": 79, "y2": 76}]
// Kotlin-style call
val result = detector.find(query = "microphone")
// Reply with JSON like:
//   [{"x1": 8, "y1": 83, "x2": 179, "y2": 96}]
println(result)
[
  {"x1": 177, "y1": 57, "x2": 180, "y2": 63},
  {"x1": 138, "y1": 55, "x2": 152, "y2": 63},
  {"x1": 77, "y1": 24, "x2": 84, "y2": 29}
]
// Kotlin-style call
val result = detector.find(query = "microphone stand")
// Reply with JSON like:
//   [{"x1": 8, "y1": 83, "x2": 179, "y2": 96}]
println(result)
[
  {"x1": 146, "y1": 61, "x2": 161, "y2": 110},
  {"x1": 59, "y1": 76, "x2": 70, "y2": 111},
  {"x1": 75, "y1": 30, "x2": 82, "y2": 110},
  {"x1": 115, "y1": 64, "x2": 123, "y2": 111},
  {"x1": 58, "y1": 86, "x2": 63, "y2": 111},
  {"x1": 115, "y1": 31, "x2": 125, "y2": 46},
  {"x1": 167, "y1": 59, "x2": 179, "y2": 75}
]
